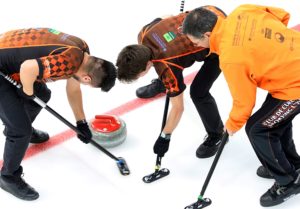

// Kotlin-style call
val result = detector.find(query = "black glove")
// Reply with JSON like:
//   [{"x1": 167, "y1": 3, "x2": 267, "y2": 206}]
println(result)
[
  {"x1": 17, "y1": 87, "x2": 35, "y2": 100},
  {"x1": 153, "y1": 133, "x2": 171, "y2": 157},
  {"x1": 76, "y1": 119, "x2": 92, "y2": 144}
]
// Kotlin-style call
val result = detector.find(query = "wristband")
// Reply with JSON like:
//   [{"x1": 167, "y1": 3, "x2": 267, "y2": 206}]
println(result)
[
  {"x1": 76, "y1": 119, "x2": 87, "y2": 125},
  {"x1": 160, "y1": 132, "x2": 171, "y2": 140}
]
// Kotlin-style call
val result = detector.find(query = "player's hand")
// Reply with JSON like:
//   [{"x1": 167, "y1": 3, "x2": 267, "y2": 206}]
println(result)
[
  {"x1": 76, "y1": 120, "x2": 92, "y2": 144},
  {"x1": 153, "y1": 133, "x2": 171, "y2": 157}
]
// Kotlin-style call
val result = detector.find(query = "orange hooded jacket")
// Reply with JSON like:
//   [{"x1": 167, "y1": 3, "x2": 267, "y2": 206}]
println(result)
[{"x1": 209, "y1": 4, "x2": 300, "y2": 131}]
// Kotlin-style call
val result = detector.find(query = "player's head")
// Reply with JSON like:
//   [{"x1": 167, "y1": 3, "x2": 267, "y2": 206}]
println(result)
[
  {"x1": 183, "y1": 7, "x2": 218, "y2": 48},
  {"x1": 75, "y1": 56, "x2": 116, "y2": 92},
  {"x1": 116, "y1": 44, "x2": 152, "y2": 83}
]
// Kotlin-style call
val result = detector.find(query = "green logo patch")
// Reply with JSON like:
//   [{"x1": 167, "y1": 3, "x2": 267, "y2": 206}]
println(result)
[
  {"x1": 163, "y1": 32, "x2": 176, "y2": 42},
  {"x1": 48, "y1": 29, "x2": 61, "y2": 35}
]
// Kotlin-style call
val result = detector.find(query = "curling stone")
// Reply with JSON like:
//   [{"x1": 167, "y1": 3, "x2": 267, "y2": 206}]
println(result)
[{"x1": 89, "y1": 115, "x2": 127, "y2": 148}]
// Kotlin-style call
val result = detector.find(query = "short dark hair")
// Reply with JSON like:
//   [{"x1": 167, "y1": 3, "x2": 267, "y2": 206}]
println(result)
[
  {"x1": 116, "y1": 44, "x2": 152, "y2": 83},
  {"x1": 183, "y1": 7, "x2": 218, "y2": 39},
  {"x1": 85, "y1": 56, "x2": 116, "y2": 92}
]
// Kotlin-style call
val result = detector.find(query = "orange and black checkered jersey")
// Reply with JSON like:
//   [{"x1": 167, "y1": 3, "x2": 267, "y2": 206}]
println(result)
[
  {"x1": 0, "y1": 28, "x2": 90, "y2": 82},
  {"x1": 138, "y1": 6, "x2": 226, "y2": 97}
]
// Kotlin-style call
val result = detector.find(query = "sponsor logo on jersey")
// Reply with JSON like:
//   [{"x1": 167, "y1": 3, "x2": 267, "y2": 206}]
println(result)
[
  {"x1": 163, "y1": 31, "x2": 176, "y2": 42},
  {"x1": 151, "y1": 32, "x2": 167, "y2": 52},
  {"x1": 48, "y1": 29, "x2": 61, "y2": 35},
  {"x1": 60, "y1": 34, "x2": 70, "y2": 41}
]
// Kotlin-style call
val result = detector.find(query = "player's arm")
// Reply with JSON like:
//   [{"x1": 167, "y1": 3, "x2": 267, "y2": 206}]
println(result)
[
  {"x1": 66, "y1": 77, "x2": 86, "y2": 121},
  {"x1": 162, "y1": 92, "x2": 184, "y2": 134},
  {"x1": 66, "y1": 76, "x2": 92, "y2": 144},
  {"x1": 19, "y1": 59, "x2": 39, "y2": 96},
  {"x1": 153, "y1": 92, "x2": 184, "y2": 157}
]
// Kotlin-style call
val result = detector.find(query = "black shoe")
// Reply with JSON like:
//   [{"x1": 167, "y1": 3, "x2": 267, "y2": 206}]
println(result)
[
  {"x1": 196, "y1": 133, "x2": 223, "y2": 158},
  {"x1": 260, "y1": 174, "x2": 300, "y2": 207},
  {"x1": 0, "y1": 167, "x2": 39, "y2": 201},
  {"x1": 257, "y1": 166, "x2": 274, "y2": 179},
  {"x1": 30, "y1": 128, "x2": 49, "y2": 144},
  {"x1": 257, "y1": 166, "x2": 300, "y2": 179},
  {"x1": 136, "y1": 79, "x2": 166, "y2": 98}
]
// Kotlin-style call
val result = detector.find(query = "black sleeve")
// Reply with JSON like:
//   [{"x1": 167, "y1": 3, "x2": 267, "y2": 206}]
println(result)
[{"x1": 36, "y1": 58, "x2": 44, "y2": 79}]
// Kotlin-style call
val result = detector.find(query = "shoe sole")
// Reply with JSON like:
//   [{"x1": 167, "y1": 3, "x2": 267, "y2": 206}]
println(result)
[
  {"x1": 257, "y1": 169, "x2": 273, "y2": 179},
  {"x1": 196, "y1": 151, "x2": 217, "y2": 159},
  {"x1": 258, "y1": 168, "x2": 300, "y2": 180},
  {"x1": 136, "y1": 92, "x2": 165, "y2": 99},
  {"x1": 30, "y1": 139, "x2": 49, "y2": 144}
]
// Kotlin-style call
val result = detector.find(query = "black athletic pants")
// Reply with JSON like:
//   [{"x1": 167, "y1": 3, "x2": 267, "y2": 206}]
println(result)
[
  {"x1": 190, "y1": 54, "x2": 224, "y2": 136},
  {"x1": 246, "y1": 94, "x2": 300, "y2": 185},
  {"x1": 0, "y1": 77, "x2": 51, "y2": 176}
]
